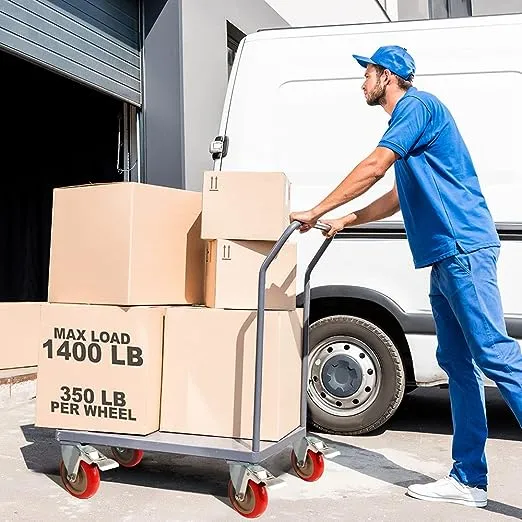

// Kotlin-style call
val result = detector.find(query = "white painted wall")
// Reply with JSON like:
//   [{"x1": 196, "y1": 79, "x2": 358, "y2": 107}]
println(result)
[
  {"x1": 385, "y1": 0, "x2": 400, "y2": 21},
  {"x1": 181, "y1": 0, "x2": 288, "y2": 191},
  {"x1": 264, "y1": 0, "x2": 390, "y2": 25}
]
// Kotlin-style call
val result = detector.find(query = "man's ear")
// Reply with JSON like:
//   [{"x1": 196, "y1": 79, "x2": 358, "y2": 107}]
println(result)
[{"x1": 383, "y1": 69, "x2": 393, "y2": 85}]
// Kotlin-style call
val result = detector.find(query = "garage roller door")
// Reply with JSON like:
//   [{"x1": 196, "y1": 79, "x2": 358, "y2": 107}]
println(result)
[{"x1": 1, "y1": 0, "x2": 141, "y2": 105}]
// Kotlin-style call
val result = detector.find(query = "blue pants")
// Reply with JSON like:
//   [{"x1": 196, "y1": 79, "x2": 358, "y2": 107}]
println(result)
[{"x1": 429, "y1": 246, "x2": 522, "y2": 488}]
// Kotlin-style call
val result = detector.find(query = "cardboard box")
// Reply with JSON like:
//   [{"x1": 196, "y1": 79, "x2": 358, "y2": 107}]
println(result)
[
  {"x1": 160, "y1": 307, "x2": 303, "y2": 441},
  {"x1": 201, "y1": 171, "x2": 291, "y2": 241},
  {"x1": 36, "y1": 303, "x2": 165, "y2": 435},
  {"x1": 205, "y1": 240, "x2": 296, "y2": 310},
  {"x1": 0, "y1": 303, "x2": 41, "y2": 370},
  {"x1": 48, "y1": 182, "x2": 205, "y2": 306}
]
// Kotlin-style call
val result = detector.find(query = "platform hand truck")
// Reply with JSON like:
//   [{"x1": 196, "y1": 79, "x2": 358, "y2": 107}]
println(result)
[{"x1": 55, "y1": 220, "x2": 339, "y2": 518}]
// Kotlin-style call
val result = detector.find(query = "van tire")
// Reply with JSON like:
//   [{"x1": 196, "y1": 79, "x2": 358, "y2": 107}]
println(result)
[{"x1": 307, "y1": 315, "x2": 405, "y2": 435}]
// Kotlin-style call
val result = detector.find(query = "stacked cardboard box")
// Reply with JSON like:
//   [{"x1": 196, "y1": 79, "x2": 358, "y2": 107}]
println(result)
[
  {"x1": 0, "y1": 303, "x2": 42, "y2": 370},
  {"x1": 36, "y1": 173, "x2": 303, "y2": 442},
  {"x1": 36, "y1": 182, "x2": 205, "y2": 435},
  {"x1": 160, "y1": 171, "x2": 303, "y2": 442}
]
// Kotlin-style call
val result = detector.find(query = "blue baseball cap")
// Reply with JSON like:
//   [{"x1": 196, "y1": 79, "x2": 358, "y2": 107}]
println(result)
[{"x1": 353, "y1": 45, "x2": 415, "y2": 81}]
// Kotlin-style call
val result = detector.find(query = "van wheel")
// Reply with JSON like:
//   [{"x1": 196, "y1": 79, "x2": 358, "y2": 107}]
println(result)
[{"x1": 307, "y1": 315, "x2": 405, "y2": 435}]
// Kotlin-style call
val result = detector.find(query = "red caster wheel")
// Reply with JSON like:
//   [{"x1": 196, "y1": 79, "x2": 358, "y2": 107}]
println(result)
[
  {"x1": 228, "y1": 480, "x2": 268, "y2": 518},
  {"x1": 291, "y1": 449, "x2": 325, "y2": 482},
  {"x1": 59, "y1": 460, "x2": 100, "y2": 499},
  {"x1": 111, "y1": 447, "x2": 144, "y2": 468}
]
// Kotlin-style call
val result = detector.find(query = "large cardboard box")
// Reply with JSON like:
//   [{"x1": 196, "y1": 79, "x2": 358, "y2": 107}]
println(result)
[
  {"x1": 0, "y1": 303, "x2": 41, "y2": 370},
  {"x1": 36, "y1": 303, "x2": 165, "y2": 435},
  {"x1": 160, "y1": 307, "x2": 303, "y2": 441},
  {"x1": 201, "y1": 171, "x2": 291, "y2": 241},
  {"x1": 48, "y1": 182, "x2": 205, "y2": 306},
  {"x1": 205, "y1": 240, "x2": 296, "y2": 310}
]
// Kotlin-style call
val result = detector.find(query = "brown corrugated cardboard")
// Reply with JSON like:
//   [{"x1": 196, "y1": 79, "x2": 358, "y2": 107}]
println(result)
[
  {"x1": 160, "y1": 307, "x2": 303, "y2": 441},
  {"x1": 48, "y1": 182, "x2": 205, "y2": 306},
  {"x1": 205, "y1": 240, "x2": 296, "y2": 310},
  {"x1": 201, "y1": 171, "x2": 291, "y2": 241},
  {"x1": 0, "y1": 303, "x2": 41, "y2": 370},
  {"x1": 36, "y1": 303, "x2": 165, "y2": 435}
]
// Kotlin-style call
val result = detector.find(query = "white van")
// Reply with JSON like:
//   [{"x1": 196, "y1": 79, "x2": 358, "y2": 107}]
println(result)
[{"x1": 210, "y1": 14, "x2": 522, "y2": 435}]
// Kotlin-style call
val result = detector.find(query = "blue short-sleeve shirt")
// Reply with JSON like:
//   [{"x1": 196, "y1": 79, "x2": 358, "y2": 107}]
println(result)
[{"x1": 378, "y1": 87, "x2": 500, "y2": 269}]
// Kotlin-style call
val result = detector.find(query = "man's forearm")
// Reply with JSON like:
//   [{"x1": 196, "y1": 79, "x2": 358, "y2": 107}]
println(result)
[
  {"x1": 311, "y1": 157, "x2": 384, "y2": 218},
  {"x1": 350, "y1": 187, "x2": 400, "y2": 226}
]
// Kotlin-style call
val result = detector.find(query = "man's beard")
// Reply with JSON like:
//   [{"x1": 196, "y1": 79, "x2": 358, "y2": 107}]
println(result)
[{"x1": 366, "y1": 79, "x2": 386, "y2": 106}]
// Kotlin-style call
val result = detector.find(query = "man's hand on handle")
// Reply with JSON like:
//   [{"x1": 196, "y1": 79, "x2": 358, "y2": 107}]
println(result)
[
  {"x1": 289, "y1": 210, "x2": 319, "y2": 232},
  {"x1": 290, "y1": 210, "x2": 358, "y2": 237},
  {"x1": 319, "y1": 214, "x2": 357, "y2": 237}
]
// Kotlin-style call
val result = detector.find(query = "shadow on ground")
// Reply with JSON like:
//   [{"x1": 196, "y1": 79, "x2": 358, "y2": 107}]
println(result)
[
  {"x1": 367, "y1": 387, "x2": 521, "y2": 442},
  {"x1": 319, "y1": 436, "x2": 522, "y2": 520}
]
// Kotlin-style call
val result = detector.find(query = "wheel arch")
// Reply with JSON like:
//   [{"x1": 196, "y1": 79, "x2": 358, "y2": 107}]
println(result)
[{"x1": 298, "y1": 285, "x2": 421, "y2": 387}]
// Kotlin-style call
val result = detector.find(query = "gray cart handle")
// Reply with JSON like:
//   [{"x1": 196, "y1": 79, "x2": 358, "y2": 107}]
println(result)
[{"x1": 252, "y1": 220, "x2": 333, "y2": 452}]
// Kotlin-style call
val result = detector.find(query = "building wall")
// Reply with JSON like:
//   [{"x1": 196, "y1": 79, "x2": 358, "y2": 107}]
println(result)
[
  {"x1": 398, "y1": 0, "x2": 429, "y2": 20},
  {"x1": 141, "y1": 0, "x2": 185, "y2": 189},
  {"x1": 383, "y1": 0, "x2": 400, "y2": 21},
  {"x1": 397, "y1": 0, "x2": 522, "y2": 20},
  {"x1": 472, "y1": 0, "x2": 522, "y2": 15},
  {"x1": 181, "y1": 0, "x2": 288, "y2": 191},
  {"x1": 264, "y1": 0, "x2": 390, "y2": 25}
]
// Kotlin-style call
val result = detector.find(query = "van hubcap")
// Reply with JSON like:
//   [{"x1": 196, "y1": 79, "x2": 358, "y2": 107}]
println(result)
[
  {"x1": 321, "y1": 355, "x2": 363, "y2": 397},
  {"x1": 308, "y1": 336, "x2": 381, "y2": 417}
]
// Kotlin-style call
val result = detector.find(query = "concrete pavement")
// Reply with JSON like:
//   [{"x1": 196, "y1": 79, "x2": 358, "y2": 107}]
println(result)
[{"x1": 0, "y1": 388, "x2": 520, "y2": 521}]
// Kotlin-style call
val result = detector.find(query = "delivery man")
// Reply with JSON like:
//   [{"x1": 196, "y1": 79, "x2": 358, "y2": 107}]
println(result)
[{"x1": 290, "y1": 45, "x2": 522, "y2": 508}]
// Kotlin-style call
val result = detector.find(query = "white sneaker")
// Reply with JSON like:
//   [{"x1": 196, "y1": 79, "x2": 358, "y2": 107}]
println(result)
[{"x1": 407, "y1": 476, "x2": 487, "y2": 508}]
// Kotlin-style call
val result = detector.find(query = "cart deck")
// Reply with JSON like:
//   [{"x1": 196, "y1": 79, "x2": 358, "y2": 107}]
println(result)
[{"x1": 57, "y1": 426, "x2": 307, "y2": 464}]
